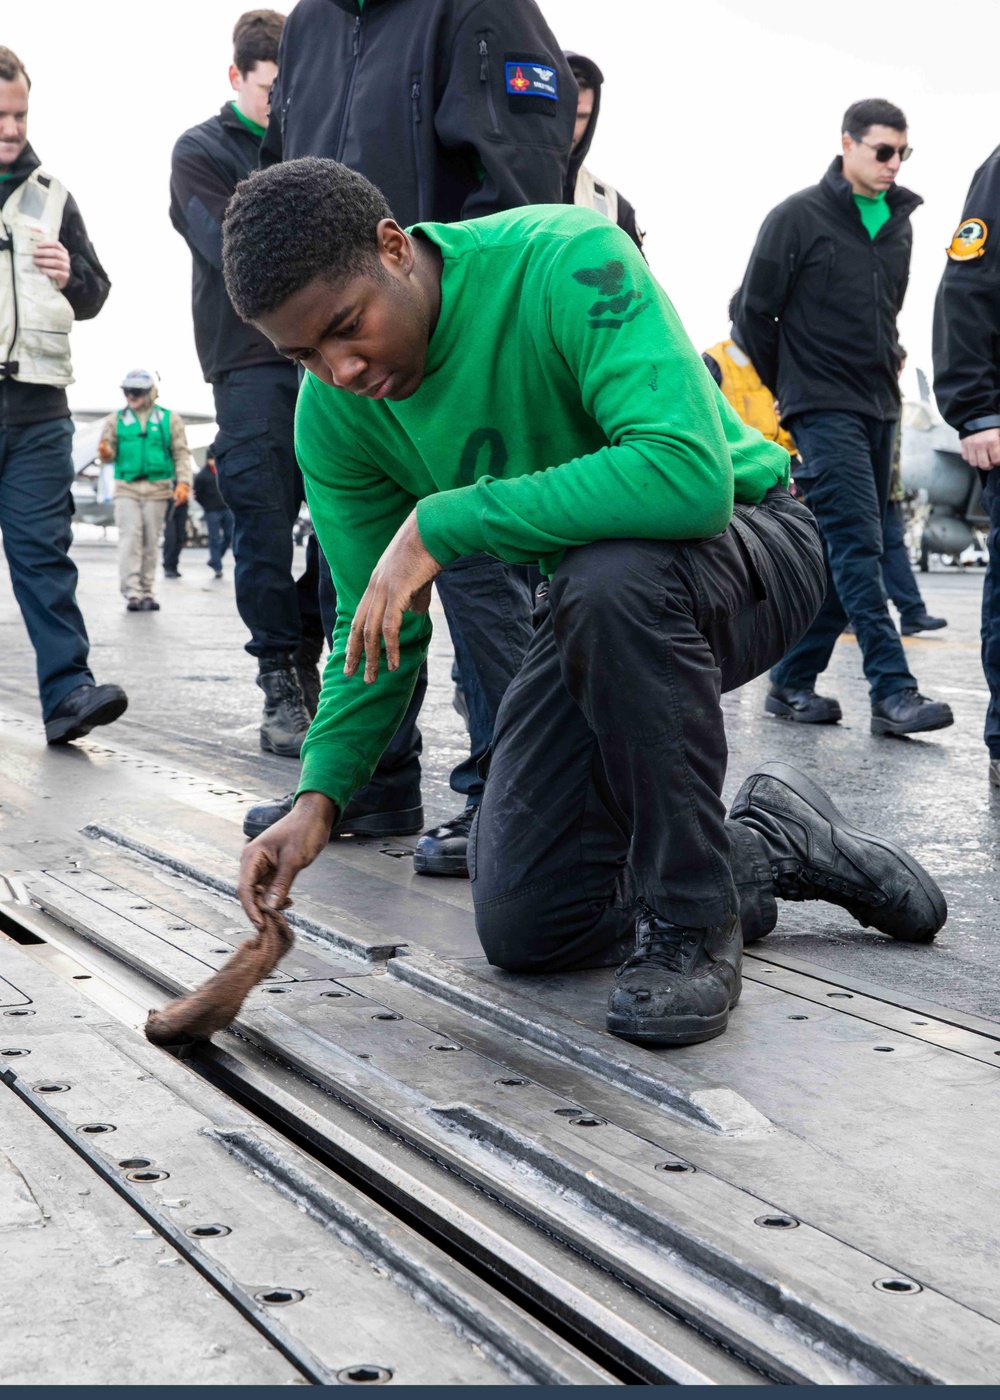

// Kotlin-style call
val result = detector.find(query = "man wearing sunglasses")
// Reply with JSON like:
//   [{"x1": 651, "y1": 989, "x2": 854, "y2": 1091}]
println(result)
[{"x1": 734, "y1": 98, "x2": 953, "y2": 739}]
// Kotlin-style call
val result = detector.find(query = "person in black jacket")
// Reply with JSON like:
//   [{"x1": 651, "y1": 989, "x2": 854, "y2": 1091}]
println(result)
[
  {"x1": 170, "y1": 11, "x2": 327, "y2": 763},
  {"x1": 193, "y1": 450, "x2": 234, "y2": 580},
  {"x1": 0, "y1": 46, "x2": 128, "y2": 745},
  {"x1": 246, "y1": 0, "x2": 577, "y2": 877},
  {"x1": 734, "y1": 97, "x2": 952, "y2": 740},
  {"x1": 563, "y1": 51, "x2": 644, "y2": 252},
  {"x1": 932, "y1": 147, "x2": 1000, "y2": 786}
]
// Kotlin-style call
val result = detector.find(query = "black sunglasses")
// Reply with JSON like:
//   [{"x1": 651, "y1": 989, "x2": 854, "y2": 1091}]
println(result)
[
  {"x1": 851, "y1": 134, "x2": 912, "y2": 163},
  {"x1": 124, "y1": 388, "x2": 147, "y2": 397}
]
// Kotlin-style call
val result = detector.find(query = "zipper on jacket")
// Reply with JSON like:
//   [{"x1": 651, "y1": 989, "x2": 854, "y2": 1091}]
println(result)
[
  {"x1": 333, "y1": 14, "x2": 364, "y2": 162},
  {"x1": 410, "y1": 77, "x2": 428, "y2": 223},
  {"x1": 478, "y1": 35, "x2": 500, "y2": 135},
  {"x1": 0, "y1": 211, "x2": 19, "y2": 378}
]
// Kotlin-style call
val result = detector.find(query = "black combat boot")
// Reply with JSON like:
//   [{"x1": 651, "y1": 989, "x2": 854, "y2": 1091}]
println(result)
[
  {"x1": 413, "y1": 807, "x2": 476, "y2": 877},
  {"x1": 45, "y1": 683, "x2": 129, "y2": 745},
  {"x1": 765, "y1": 684, "x2": 842, "y2": 724},
  {"x1": 900, "y1": 613, "x2": 947, "y2": 636},
  {"x1": 243, "y1": 790, "x2": 424, "y2": 841},
  {"x1": 293, "y1": 633, "x2": 325, "y2": 719},
  {"x1": 606, "y1": 908, "x2": 742, "y2": 1046},
  {"x1": 257, "y1": 656, "x2": 312, "y2": 758},
  {"x1": 870, "y1": 688, "x2": 953, "y2": 736},
  {"x1": 729, "y1": 760, "x2": 946, "y2": 941},
  {"x1": 990, "y1": 759, "x2": 1000, "y2": 789}
]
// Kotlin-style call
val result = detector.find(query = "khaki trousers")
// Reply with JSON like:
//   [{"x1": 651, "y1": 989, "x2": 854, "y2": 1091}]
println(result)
[{"x1": 114, "y1": 482, "x2": 171, "y2": 600}]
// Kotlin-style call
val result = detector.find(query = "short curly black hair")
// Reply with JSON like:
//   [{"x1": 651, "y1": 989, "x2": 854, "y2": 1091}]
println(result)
[{"x1": 223, "y1": 158, "x2": 394, "y2": 322}]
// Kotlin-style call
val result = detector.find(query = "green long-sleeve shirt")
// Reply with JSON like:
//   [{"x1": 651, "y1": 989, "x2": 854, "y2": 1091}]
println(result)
[{"x1": 295, "y1": 205, "x2": 790, "y2": 810}]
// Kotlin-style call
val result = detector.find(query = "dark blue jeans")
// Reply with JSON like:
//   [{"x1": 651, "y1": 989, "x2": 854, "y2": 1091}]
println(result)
[
  {"x1": 881, "y1": 499, "x2": 927, "y2": 623},
  {"x1": 983, "y1": 470, "x2": 1000, "y2": 758},
  {"x1": 0, "y1": 417, "x2": 94, "y2": 718},
  {"x1": 772, "y1": 411, "x2": 916, "y2": 703},
  {"x1": 212, "y1": 363, "x2": 322, "y2": 660},
  {"x1": 204, "y1": 509, "x2": 233, "y2": 572},
  {"x1": 317, "y1": 546, "x2": 533, "y2": 811},
  {"x1": 435, "y1": 554, "x2": 534, "y2": 806}
]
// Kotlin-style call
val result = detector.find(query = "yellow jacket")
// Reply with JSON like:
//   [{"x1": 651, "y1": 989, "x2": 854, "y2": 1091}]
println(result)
[{"x1": 704, "y1": 339, "x2": 796, "y2": 456}]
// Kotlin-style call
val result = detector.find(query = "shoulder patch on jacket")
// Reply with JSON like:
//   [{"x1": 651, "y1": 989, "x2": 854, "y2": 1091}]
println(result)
[
  {"x1": 947, "y1": 217, "x2": 988, "y2": 262},
  {"x1": 505, "y1": 61, "x2": 558, "y2": 99}
]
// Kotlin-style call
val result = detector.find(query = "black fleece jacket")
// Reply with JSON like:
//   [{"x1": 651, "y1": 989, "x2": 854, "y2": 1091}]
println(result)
[
  {"x1": 933, "y1": 143, "x2": 1000, "y2": 437},
  {"x1": 0, "y1": 144, "x2": 110, "y2": 426},
  {"x1": 260, "y1": 0, "x2": 575, "y2": 226},
  {"x1": 733, "y1": 157, "x2": 922, "y2": 423},
  {"x1": 170, "y1": 104, "x2": 286, "y2": 382}
]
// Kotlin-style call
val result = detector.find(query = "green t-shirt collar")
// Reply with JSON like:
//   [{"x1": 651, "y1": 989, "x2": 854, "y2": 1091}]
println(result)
[
  {"x1": 230, "y1": 100, "x2": 266, "y2": 140},
  {"x1": 853, "y1": 189, "x2": 891, "y2": 240}
]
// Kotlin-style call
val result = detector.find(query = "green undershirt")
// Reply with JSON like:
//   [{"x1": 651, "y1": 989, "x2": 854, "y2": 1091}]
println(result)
[
  {"x1": 854, "y1": 190, "x2": 890, "y2": 240},
  {"x1": 229, "y1": 100, "x2": 266, "y2": 140},
  {"x1": 294, "y1": 206, "x2": 790, "y2": 812}
]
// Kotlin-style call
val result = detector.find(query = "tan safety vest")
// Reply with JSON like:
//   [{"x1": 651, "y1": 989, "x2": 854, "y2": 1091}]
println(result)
[
  {"x1": 574, "y1": 165, "x2": 619, "y2": 226},
  {"x1": 704, "y1": 338, "x2": 796, "y2": 456},
  {"x1": 0, "y1": 168, "x2": 74, "y2": 387}
]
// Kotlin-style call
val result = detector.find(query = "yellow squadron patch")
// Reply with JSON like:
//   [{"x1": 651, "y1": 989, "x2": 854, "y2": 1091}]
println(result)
[{"x1": 946, "y1": 217, "x2": 988, "y2": 261}]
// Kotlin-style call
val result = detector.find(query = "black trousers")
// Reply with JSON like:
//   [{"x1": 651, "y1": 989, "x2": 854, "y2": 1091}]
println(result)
[
  {"x1": 470, "y1": 488, "x2": 825, "y2": 972},
  {"x1": 213, "y1": 363, "x2": 323, "y2": 661},
  {"x1": 162, "y1": 499, "x2": 188, "y2": 572}
]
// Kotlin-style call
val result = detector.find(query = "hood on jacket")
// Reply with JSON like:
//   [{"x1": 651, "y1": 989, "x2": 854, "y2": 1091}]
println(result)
[{"x1": 563, "y1": 50, "x2": 603, "y2": 201}]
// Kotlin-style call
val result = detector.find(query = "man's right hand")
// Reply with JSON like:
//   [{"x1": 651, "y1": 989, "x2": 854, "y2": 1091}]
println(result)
[
  {"x1": 961, "y1": 427, "x2": 1000, "y2": 471},
  {"x1": 237, "y1": 791, "x2": 336, "y2": 929}
]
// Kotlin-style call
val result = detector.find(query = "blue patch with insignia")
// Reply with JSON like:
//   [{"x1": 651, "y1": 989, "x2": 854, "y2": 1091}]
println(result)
[{"x1": 505, "y1": 61, "x2": 558, "y2": 100}]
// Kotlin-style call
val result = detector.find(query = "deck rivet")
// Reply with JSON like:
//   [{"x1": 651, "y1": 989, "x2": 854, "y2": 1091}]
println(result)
[
  {"x1": 255, "y1": 1288, "x2": 304, "y2": 1306},
  {"x1": 827, "y1": 992, "x2": 853, "y2": 999},
  {"x1": 569, "y1": 1114, "x2": 606, "y2": 1127},
  {"x1": 655, "y1": 1161, "x2": 695, "y2": 1173},
  {"x1": 185, "y1": 1223, "x2": 232, "y2": 1238},
  {"x1": 874, "y1": 1277, "x2": 922, "y2": 1294},
  {"x1": 118, "y1": 1157, "x2": 153, "y2": 1169},
  {"x1": 126, "y1": 1168, "x2": 170, "y2": 1183},
  {"x1": 336, "y1": 1366, "x2": 393, "y2": 1385},
  {"x1": 755, "y1": 1212, "x2": 799, "y2": 1229},
  {"x1": 372, "y1": 1012, "x2": 401, "y2": 1021},
  {"x1": 320, "y1": 990, "x2": 349, "y2": 998},
  {"x1": 495, "y1": 1077, "x2": 526, "y2": 1086},
  {"x1": 77, "y1": 1123, "x2": 116, "y2": 1134},
  {"x1": 788, "y1": 1014, "x2": 808, "y2": 1020},
  {"x1": 0, "y1": 1047, "x2": 29, "y2": 1057},
  {"x1": 553, "y1": 1107, "x2": 581, "y2": 1116},
  {"x1": 34, "y1": 1082, "x2": 70, "y2": 1093},
  {"x1": 431, "y1": 1044, "x2": 462, "y2": 1051},
  {"x1": 873, "y1": 1046, "x2": 895, "y2": 1052},
  {"x1": 3, "y1": 1009, "x2": 34, "y2": 1016}
]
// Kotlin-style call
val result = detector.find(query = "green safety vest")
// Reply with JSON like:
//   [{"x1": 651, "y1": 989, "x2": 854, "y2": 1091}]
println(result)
[{"x1": 114, "y1": 406, "x2": 174, "y2": 482}]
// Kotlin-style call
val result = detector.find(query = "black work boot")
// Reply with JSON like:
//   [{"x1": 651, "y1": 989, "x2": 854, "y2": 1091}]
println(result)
[
  {"x1": 870, "y1": 688, "x2": 953, "y2": 737},
  {"x1": 45, "y1": 683, "x2": 129, "y2": 745},
  {"x1": 413, "y1": 807, "x2": 476, "y2": 877},
  {"x1": 765, "y1": 684, "x2": 842, "y2": 724},
  {"x1": 256, "y1": 656, "x2": 312, "y2": 758},
  {"x1": 990, "y1": 759, "x2": 1000, "y2": 789},
  {"x1": 243, "y1": 791, "x2": 424, "y2": 841},
  {"x1": 606, "y1": 909, "x2": 742, "y2": 1046},
  {"x1": 900, "y1": 613, "x2": 947, "y2": 636},
  {"x1": 729, "y1": 760, "x2": 946, "y2": 942},
  {"x1": 293, "y1": 633, "x2": 325, "y2": 719}
]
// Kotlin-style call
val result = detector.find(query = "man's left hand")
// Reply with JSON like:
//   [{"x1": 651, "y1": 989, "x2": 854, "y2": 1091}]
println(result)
[
  {"x1": 174, "y1": 481, "x2": 190, "y2": 506},
  {"x1": 345, "y1": 510, "x2": 442, "y2": 683},
  {"x1": 33, "y1": 240, "x2": 71, "y2": 290},
  {"x1": 961, "y1": 427, "x2": 1000, "y2": 471}
]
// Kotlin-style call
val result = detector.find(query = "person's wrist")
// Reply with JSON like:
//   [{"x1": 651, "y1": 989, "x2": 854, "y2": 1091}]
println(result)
[{"x1": 293, "y1": 790, "x2": 337, "y2": 827}]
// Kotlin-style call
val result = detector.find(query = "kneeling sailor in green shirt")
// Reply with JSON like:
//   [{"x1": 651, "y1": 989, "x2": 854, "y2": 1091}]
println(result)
[{"x1": 225, "y1": 158, "x2": 947, "y2": 1046}]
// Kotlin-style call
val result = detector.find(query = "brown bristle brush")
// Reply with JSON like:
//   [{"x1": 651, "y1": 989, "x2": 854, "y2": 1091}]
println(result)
[{"x1": 144, "y1": 904, "x2": 293, "y2": 1047}]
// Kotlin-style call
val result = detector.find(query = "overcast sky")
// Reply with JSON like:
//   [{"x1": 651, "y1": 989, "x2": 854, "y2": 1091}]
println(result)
[{"x1": 8, "y1": 0, "x2": 999, "y2": 415}]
